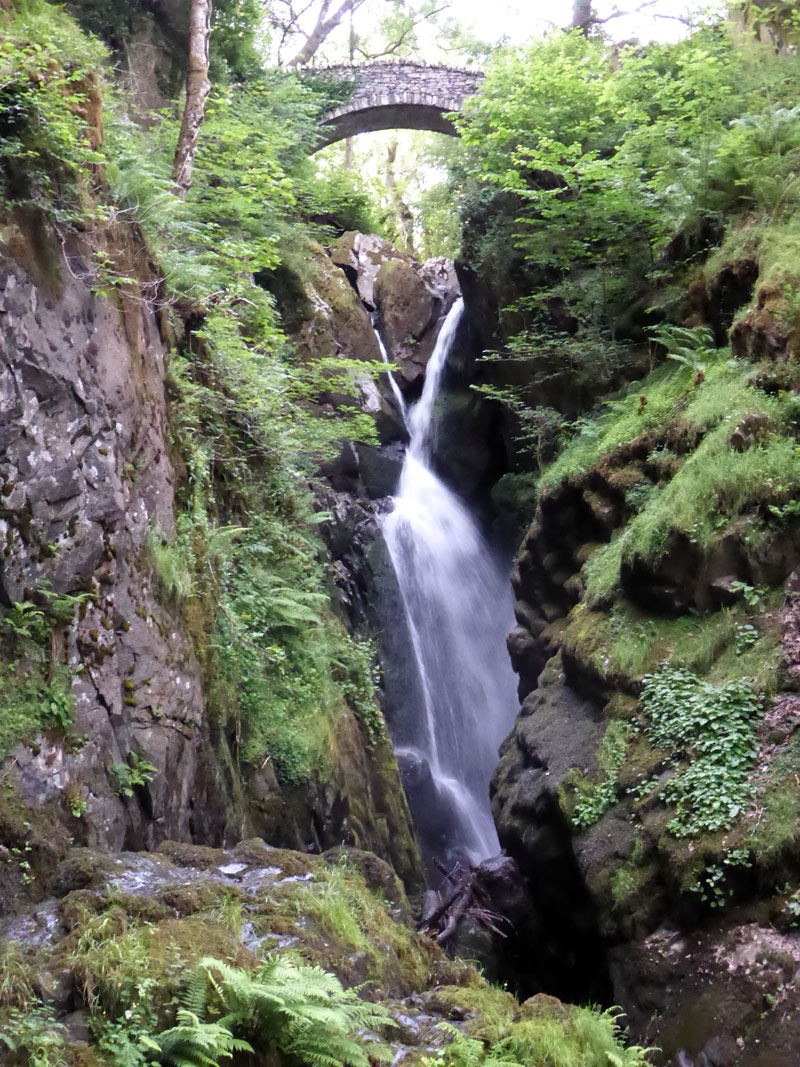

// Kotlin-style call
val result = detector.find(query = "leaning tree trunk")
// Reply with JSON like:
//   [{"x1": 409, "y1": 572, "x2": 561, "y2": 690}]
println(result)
[
  {"x1": 287, "y1": 0, "x2": 365, "y2": 67},
  {"x1": 172, "y1": 0, "x2": 212, "y2": 199}
]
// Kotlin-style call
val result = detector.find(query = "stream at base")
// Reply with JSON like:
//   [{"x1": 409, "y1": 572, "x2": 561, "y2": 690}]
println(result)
[{"x1": 381, "y1": 299, "x2": 519, "y2": 868}]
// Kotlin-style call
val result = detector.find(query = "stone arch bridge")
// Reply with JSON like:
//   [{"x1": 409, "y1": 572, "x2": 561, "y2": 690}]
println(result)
[{"x1": 307, "y1": 62, "x2": 484, "y2": 151}]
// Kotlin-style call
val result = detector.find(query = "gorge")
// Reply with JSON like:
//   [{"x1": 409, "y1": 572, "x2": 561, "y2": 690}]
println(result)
[{"x1": 3, "y1": 2, "x2": 800, "y2": 1066}]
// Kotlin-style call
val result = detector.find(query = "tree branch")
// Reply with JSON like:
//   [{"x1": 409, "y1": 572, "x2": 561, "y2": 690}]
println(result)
[
  {"x1": 286, "y1": 0, "x2": 367, "y2": 66},
  {"x1": 354, "y1": 4, "x2": 450, "y2": 60}
]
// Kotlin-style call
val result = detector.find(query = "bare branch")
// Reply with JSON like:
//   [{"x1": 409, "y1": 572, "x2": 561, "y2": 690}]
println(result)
[
  {"x1": 571, "y1": 0, "x2": 659, "y2": 34},
  {"x1": 354, "y1": 4, "x2": 450, "y2": 60}
]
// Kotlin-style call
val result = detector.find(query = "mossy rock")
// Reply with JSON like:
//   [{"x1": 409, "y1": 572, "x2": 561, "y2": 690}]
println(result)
[
  {"x1": 145, "y1": 916, "x2": 256, "y2": 972},
  {"x1": 323, "y1": 846, "x2": 410, "y2": 919},
  {"x1": 155, "y1": 840, "x2": 229, "y2": 870},
  {"x1": 232, "y1": 839, "x2": 321, "y2": 877},
  {"x1": 519, "y1": 992, "x2": 574, "y2": 1022},
  {"x1": 159, "y1": 881, "x2": 243, "y2": 916},
  {"x1": 50, "y1": 850, "x2": 116, "y2": 898}
]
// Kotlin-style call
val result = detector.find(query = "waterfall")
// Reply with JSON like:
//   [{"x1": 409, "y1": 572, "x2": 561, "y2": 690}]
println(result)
[{"x1": 381, "y1": 298, "x2": 519, "y2": 867}]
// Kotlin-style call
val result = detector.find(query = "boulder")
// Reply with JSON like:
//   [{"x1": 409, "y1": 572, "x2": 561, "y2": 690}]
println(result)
[
  {"x1": 330, "y1": 231, "x2": 461, "y2": 397},
  {"x1": 329, "y1": 231, "x2": 409, "y2": 309},
  {"x1": 374, "y1": 258, "x2": 441, "y2": 387}
]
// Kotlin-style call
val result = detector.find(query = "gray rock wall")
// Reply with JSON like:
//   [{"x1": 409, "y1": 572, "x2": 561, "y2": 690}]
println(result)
[
  {"x1": 0, "y1": 215, "x2": 423, "y2": 893},
  {"x1": 0, "y1": 211, "x2": 227, "y2": 852}
]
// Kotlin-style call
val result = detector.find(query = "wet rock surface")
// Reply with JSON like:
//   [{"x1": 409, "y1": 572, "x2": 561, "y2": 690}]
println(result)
[
  {"x1": 612, "y1": 918, "x2": 800, "y2": 1066},
  {"x1": 0, "y1": 838, "x2": 510, "y2": 1063},
  {"x1": 330, "y1": 230, "x2": 461, "y2": 395},
  {"x1": 490, "y1": 657, "x2": 611, "y2": 1001}
]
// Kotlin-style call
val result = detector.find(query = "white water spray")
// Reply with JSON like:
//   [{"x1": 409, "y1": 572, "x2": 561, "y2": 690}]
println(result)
[{"x1": 382, "y1": 299, "x2": 519, "y2": 865}]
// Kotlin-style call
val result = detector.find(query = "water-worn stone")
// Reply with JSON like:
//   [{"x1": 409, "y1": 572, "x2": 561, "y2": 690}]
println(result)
[{"x1": 330, "y1": 230, "x2": 461, "y2": 398}]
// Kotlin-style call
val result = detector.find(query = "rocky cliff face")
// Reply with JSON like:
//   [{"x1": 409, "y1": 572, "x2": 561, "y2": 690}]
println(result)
[
  {"x1": 0, "y1": 211, "x2": 224, "y2": 853},
  {"x1": 0, "y1": 210, "x2": 424, "y2": 909},
  {"x1": 491, "y1": 258, "x2": 800, "y2": 1063}
]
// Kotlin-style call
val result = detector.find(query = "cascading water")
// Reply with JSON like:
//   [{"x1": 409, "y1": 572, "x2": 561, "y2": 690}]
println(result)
[{"x1": 381, "y1": 298, "x2": 519, "y2": 867}]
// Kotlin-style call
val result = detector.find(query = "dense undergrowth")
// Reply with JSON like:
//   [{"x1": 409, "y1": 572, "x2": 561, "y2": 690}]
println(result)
[{"x1": 455, "y1": 15, "x2": 800, "y2": 470}]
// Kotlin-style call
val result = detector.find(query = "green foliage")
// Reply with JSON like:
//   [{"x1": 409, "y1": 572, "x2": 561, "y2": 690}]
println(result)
[
  {"x1": 0, "y1": 0, "x2": 106, "y2": 210},
  {"x1": 543, "y1": 350, "x2": 800, "y2": 599},
  {"x1": 110, "y1": 753, "x2": 157, "y2": 797},
  {"x1": 177, "y1": 956, "x2": 390, "y2": 1067},
  {"x1": 426, "y1": 1005, "x2": 651, "y2": 1067},
  {"x1": 688, "y1": 848, "x2": 752, "y2": 909},
  {"x1": 0, "y1": 944, "x2": 36, "y2": 1011},
  {"x1": 144, "y1": 1009, "x2": 253, "y2": 1066},
  {"x1": 453, "y1": 17, "x2": 800, "y2": 356},
  {"x1": 0, "y1": 661, "x2": 76, "y2": 761},
  {"x1": 736, "y1": 0, "x2": 800, "y2": 48},
  {"x1": 1, "y1": 601, "x2": 51, "y2": 644},
  {"x1": 641, "y1": 665, "x2": 761, "y2": 837},
  {"x1": 649, "y1": 324, "x2": 717, "y2": 373},
  {"x1": 145, "y1": 529, "x2": 196, "y2": 606},
  {"x1": 0, "y1": 1006, "x2": 68, "y2": 1067},
  {"x1": 572, "y1": 720, "x2": 634, "y2": 829},
  {"x1": 747, "y1": 733, "x2": 800, "y2": 860}
]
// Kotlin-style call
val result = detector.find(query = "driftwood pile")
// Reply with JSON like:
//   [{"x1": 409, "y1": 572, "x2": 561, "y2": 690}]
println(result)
[{"x1": 417, "y1": 859, "x2": 512, "y2": 945}]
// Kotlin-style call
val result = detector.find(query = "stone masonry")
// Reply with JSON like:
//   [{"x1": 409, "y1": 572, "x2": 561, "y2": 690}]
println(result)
[{"x1": 309, "y1": 61, "x2": 484, "y2": 148}]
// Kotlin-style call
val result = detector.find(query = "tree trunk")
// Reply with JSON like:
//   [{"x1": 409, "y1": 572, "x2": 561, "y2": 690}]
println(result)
[
  {"x1": 172, "y1": 0, "x2": 212, "y2": 199},
  {"x1": 572, "y1": 0, "x2": 594, "y2": 32},
  {"x1": 286, "y1": 0, "x2": 364, "y2": 66},
  {"x1": 385, "y1": 140, "x2": 415, "y2": 256},
  {"x1": 343, "y1": 9, "x2": 355, "y2": 170}
]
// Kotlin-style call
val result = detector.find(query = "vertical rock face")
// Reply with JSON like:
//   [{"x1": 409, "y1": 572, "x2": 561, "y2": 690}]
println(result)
[
  {"x1": 0, "y1": 214, "x2": 423, "y2": 894},
  {"x1": 0, "y1": 212, "x2": 224, "y2": 852}
]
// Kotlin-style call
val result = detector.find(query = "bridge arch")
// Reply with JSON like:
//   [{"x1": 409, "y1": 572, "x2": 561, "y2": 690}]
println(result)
[{"x1": 308, "y1": 62, "x2": 484, "y2": 151}]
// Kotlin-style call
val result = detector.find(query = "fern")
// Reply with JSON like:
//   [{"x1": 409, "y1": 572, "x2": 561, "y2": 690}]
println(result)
[
  {"x1": 144, "y1": 1010, "x2": 252, "y2": 1067},
  {"x1": 160, "y1": 956, "x2": 392, "y2": 1067},
  {"x1": 649, "y1": 324, "x2": 718, "y2": 373}
]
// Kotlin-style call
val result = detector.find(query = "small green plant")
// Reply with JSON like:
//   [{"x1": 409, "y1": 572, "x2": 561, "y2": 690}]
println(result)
[
  {"x1": 688, "y1": 849, "x2": 752, "y2": 908},
  {"x1": 781, "y1": 885, "x2": 800, "y2": 926},
  {"x1": 142, "y1": 1009, "x2": 253, "y2": 1066},
  {"x1": 735, "y1": 623, "x2": 759, "y2": 655},
  {"x1": 0, "y1": 943, "x2": 36, "y2": 1010},
  {"x1": 571, "y1": 720, "x2": 635, "y2": 829},
  {"x1": 641, "y1": 666, "x2": 761, "y2": 836},
  {"x1": 42, "y1": 687, "x2": 74, "y2": 729},
  {"x1": 67, "y1": 793, "x2": 88, "y2": 818},
  {"x1": 768, "y1": 498, "x2": 800, "y2": 522},
  {"x1": 649, "y1": 323, "x2": 718, "y2": 374},
  {"x1": 1, "y1": 602, "x2": 49, "y2": 643},
  {"x1": 0, "y1": 1006, "x2": 68, "y2": 1067},
  {"x1": 423, "y1": 1007, "x2": 651, "y2": 1067},
  {"x1": 172, "y1": 956, "x2": 391, "y2": 1067},
  {"x1": 110, "y1": 753, "x2": 157, "y2": 797},
  {"x1": 728, "y1": 580, "x2": 765, "y2": 610}
]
